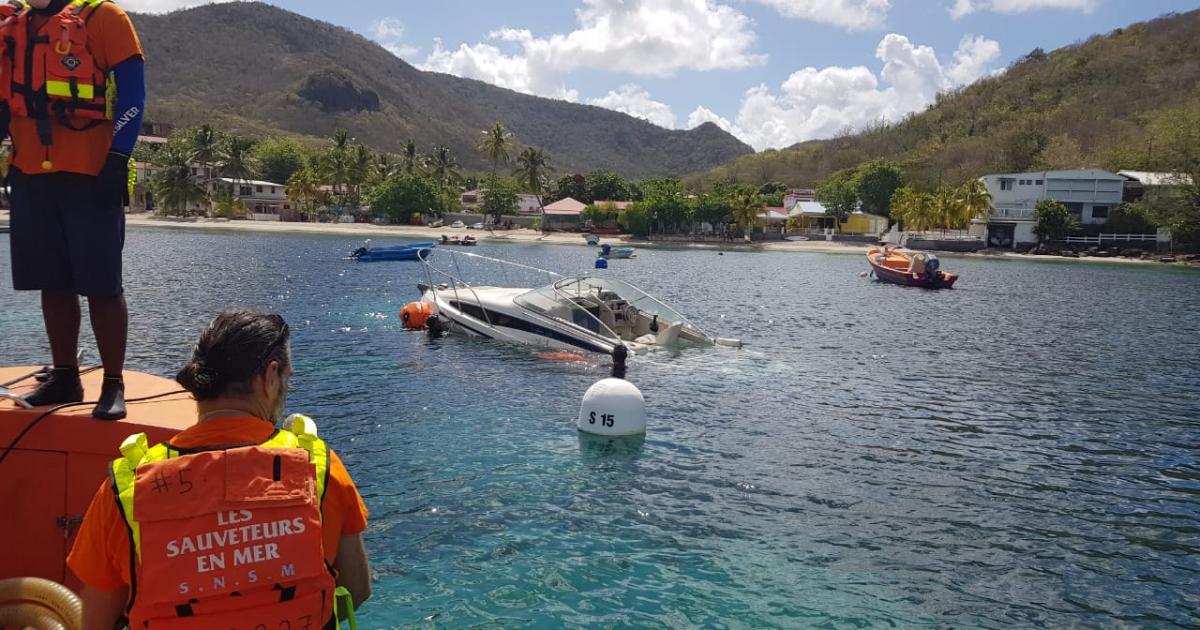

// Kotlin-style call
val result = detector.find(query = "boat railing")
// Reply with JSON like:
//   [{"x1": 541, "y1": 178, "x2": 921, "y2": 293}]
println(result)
[{"x1": 418, "y1": 249, "x2": 566, "y2": 343}]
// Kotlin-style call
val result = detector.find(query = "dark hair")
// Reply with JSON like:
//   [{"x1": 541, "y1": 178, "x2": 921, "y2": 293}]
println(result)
[{"x1": 176, "y1": 310, "x2": 291, "y2": 401}]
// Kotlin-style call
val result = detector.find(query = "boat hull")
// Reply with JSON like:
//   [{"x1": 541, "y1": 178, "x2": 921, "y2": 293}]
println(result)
[
  {"x1": 420, "y1": 287, "x2": 620, "y2": 355},
  {"x1": 0, "y1": 368, "x2": 193, "y2": 589},
  {"x1": 866, "y1": 249, "x2": 958, "y2": 289},
  {"x1": 357, "y1": 247, "x2": 431, "y2": 261}
]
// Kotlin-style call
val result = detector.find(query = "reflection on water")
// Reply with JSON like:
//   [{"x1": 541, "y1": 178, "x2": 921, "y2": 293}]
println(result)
[{"x1": 2, "y1": 228, "x2": 1199, "y2": 628}]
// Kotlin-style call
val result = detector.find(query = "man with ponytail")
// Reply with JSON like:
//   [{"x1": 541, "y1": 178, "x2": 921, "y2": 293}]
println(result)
[{"x1": 66, "y1": 310, "x2": 371, "y2": 629}]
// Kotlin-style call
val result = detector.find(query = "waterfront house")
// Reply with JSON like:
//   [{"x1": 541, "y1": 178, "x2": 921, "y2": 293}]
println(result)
[
  {"x1": 1117, "y1": 171, "x2": 1194, "y2": 202},
  {"x1": 543, "y1": 197, "x2": 588, "y2": 231},
  {"x1": 787, "y1": 201, "x2": 888, "y2": 235},
  {"x1": 209, "y1": 178, "x2": 290, "y2": 220},
  {"x1": 978, "y1": 169, "x2": 1124, "y2": 249}
]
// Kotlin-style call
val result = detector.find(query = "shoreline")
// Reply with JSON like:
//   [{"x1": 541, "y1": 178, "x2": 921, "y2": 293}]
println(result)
[{"x1": 2, "y1": 212, "x2": 1194, "y2": 268}]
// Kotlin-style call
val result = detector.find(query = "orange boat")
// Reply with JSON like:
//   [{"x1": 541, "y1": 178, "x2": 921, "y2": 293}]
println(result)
[
  {"x1": 0, "y1": 367, "x2": 192, "y2": 591},
  {"x1": 866, "y1": 246, "x2": 958, "y2": 289}
]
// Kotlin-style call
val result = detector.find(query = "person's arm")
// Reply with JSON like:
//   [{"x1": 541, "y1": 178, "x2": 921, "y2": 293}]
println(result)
[
  {"x1": 333, "y1": 532, "x2": 371, "y2": 610},
  {"x1": 109, "y1": 55, "x2": 145, "y2": 156},
  {"x1": 80, "y1": 584, "x2": 128, "y2": 630}
]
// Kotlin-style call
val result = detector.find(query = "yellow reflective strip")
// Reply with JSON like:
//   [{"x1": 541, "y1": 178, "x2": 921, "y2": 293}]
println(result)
[
  {"x1": 111, "y1": 458, "x2": 141, "y2": 560},
  {"x1": 311, "y1": 438, "x2": 328, "y2": 502},
  {"x1": 46, "y1": 80, "x2": 94, "y2": 100}
]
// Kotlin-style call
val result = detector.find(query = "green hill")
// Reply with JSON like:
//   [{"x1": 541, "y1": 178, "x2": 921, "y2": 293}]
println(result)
[
  {"x1": 687, "y1": 9, "x2": 1200, "y2": 190},
  {"x1": 131, "y1": 2, "x2": 753, "y2": 179}
]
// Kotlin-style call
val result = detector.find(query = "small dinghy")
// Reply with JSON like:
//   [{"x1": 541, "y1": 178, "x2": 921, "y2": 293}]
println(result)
[
  {"x1": 866, "y1": 246, "x2": 958, "y2": 289},
  {"x1": 599, "y1": 244, "x2": 635, "y2": 259},
  {"x1": 350, "y1": 240, "x2": 435, "y2": 262}
]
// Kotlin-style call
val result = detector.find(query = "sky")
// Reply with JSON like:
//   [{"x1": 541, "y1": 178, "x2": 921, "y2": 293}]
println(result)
[{"x1": 124, "y1": 0, "x2": 1198, "y2": 150}]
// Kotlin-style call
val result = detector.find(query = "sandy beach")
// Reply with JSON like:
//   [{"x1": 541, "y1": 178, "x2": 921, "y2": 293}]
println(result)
[{"x1": 1, "y1": 211, "x2": 1191, "y2": 267}]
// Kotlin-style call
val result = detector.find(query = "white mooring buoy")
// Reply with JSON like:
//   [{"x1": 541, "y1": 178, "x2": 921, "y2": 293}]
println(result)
[{"x1": 578, "y1": 377, "x2": 646, "y2": 436}]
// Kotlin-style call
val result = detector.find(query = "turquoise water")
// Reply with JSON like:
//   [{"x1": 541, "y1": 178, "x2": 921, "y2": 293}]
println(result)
[{"x1": 2, "y1": 228, "x2": 1199, "y2": 628}]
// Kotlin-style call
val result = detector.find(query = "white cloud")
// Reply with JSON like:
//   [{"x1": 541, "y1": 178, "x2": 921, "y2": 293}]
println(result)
[
  {"x1": 372, "y1": 17, "x2": 419, "y2": 59},
  {"x1": 421, "y1": 0, "x2": 765, "y2": 101},
  {"x1": 945, "y1": 35, "x2": 1001, "y2": 84},
  {"x1": 687, "y1": 106, "x2": 734, "y2": 132},
  {"x1": 723, "y1": 33, "x2": 1001, "y2": 150},
  {"x1": 589, "y1": 85, "x2": 677, "y2": 129},
  {"x1": 752, "y1": 0, "x2": 891, "y2": 30},
  {"x1": 949, "y1": 0, "x2": 1098, "y2": 19}
]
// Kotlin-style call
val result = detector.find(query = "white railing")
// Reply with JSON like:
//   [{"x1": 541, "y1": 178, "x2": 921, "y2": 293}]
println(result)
[
  {"x1": 1064, "y1": 234, "x2": 1157, "y2": 244},
  {"x1": 990, "y1": 207, "x2": 1035, "y2": 220}
]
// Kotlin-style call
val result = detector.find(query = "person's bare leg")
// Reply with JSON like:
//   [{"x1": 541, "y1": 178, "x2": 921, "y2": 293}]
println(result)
[
  {"x1": 43, "y1": 289, "x2": 81, "y2": 367},
  {"x1": 88, "y1": 294, "x2": 127, "y2": 375},
  {"x1": 89, "y1": 293, "x2": 128, "y2": 420},
  {"x1": 22, "y1": 289, "x2": 84, "y2": 406}
]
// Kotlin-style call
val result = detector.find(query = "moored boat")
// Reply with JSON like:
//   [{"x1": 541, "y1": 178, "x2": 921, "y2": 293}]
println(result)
[
  {"x1": 866, "y1": 246, "x2": 958, "y2": 289},
  {"x1": 441, "y1": 234, "x2": 478, "y2": 246},
  {"x1": 350, "y1": 240, "x2": 435, "y2": 262},
  {"x1": 599, "y1": 244, "x2": 635, "y2": 259}
]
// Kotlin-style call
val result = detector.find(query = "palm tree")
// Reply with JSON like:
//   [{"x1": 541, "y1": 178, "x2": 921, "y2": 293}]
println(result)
[
  {"x1": 402, "y1": 139, "x2": 421, "y2": 175},
  {"x1": 373, "y1": 153, "x2": 401, "y2": 184},
  {"x1": 325, "y1": 129, "x2": 353, "y2": 194},
  {"x1": 216, "y1": 135, "x2": 257, "y2": 201},
  {"x1": 188, "y1": 124, "x2": 222, "y2": 182},
  {"x1": 514, "y1": 147, "x2": 554, "y2": 219},
  {"x1": 956, "y1": 178, "x2": 993, "y2": 227},
  {"x1": 347, "y1": 144, "x2": 373, "y2": 200},
  {"x1": 730, "y1": 187, "x2": 764, "y2": 242},
  {"x1": 287, "y1": 167, "x2": 322, "y2": 222},
  {"x1": 428, "y1": 145, "x2": 462, "y2": 190},
  {"x1": 478, "y1": 122, "x2": 513, "y2": 181},
  {"x1": 211, "y1": 191, "x2": 248, "y2": 219},
  {"x1": 319, "y1": 148, "x2": 350, "y2": 197},
  {"x1": 153, "y1": 147, "x2": 208, "y2": 217},
  {"x1": 331, "y1": 128, "x2": 352, "y2": 154}
]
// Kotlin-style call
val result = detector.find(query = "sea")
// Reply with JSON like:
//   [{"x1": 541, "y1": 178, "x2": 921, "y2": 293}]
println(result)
[{"x1": 2, "y1": 227, "x2": 1199, "y2": 628}]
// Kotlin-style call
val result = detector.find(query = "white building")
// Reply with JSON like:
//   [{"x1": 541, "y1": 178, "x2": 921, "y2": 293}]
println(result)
[
  {"x1": 783, "y1": 188, "x2": 817, "y2": 211},
  {"x1": 209, "y1": 178, "x2": 289, "y2": 220},
  {"x1": 516, "y1": 193, "x2": 542, "y2": 214},
  {"x1": 978, "y1": 169, "x2": 1124, "y2": 248}
]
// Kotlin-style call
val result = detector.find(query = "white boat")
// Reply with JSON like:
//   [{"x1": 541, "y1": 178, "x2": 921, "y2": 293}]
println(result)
[{"x1": 417, "y1": 251, "x2": 740, "y2": 355}]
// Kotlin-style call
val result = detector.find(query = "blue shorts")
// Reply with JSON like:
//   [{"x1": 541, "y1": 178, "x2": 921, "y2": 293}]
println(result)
[{"x1": 8, "y1": 168, "x2": 125, "y2": 297}]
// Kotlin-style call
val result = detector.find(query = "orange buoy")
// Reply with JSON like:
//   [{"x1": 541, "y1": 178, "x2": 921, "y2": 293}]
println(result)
[{"x1": 400, "y1": 301, "x2": 433, "y2": 330}]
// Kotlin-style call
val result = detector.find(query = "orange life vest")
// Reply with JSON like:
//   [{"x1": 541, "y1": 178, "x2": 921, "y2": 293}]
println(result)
[
  {"x1": 110, "y1": 422, "x2": 337, "y2": 629},
  {"x1": 0, "y1": 0, "x2": 112, "y2": 132}
]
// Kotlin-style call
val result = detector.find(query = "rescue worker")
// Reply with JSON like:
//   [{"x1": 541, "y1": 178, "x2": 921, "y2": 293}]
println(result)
[
  {"x1": 4, "y1": 0, "x2": 147, "y2": 419},
  {"x1": 67, "y1": 310, "x2": 372, "y2": 629}
]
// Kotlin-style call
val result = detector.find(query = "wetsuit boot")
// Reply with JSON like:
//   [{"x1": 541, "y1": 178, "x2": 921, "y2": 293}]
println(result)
[
  {"x1": 92, "y1": 375, "x2": 126, "y2": 420},
  {"x1": 21, "y1": 367, "x2": 84, "y2": 407}
]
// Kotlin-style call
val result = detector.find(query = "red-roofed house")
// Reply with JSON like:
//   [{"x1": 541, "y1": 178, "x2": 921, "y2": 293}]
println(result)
[{"x1": 543, "y1": 197, "x2": 587, "y2": 231}]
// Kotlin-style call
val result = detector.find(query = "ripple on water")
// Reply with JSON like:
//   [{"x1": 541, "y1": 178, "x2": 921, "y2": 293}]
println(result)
[{"x1": 2, "y1": 230, "x2": 1199, "y2": 628}]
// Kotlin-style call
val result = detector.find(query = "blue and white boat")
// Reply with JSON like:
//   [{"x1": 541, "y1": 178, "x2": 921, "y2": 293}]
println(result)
[
  {"x1": 349, "y1": 240, "x2": 435, "y2": 262},
  {"x1": 599, "y1": 244, "x2": 636, "y2": 259}
]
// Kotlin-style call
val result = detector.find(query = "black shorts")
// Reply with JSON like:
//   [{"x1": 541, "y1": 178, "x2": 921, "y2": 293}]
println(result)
[{"x1": 8, "y1": 168, "x2": 125, "y2": 297}]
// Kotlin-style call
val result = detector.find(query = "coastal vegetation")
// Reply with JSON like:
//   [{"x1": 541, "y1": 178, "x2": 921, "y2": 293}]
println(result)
[{"x1": 1034, "y1": 200, "x2": 1077, "y2": 243}]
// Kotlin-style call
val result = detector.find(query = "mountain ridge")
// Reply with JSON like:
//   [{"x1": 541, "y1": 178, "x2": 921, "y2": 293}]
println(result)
[{"x1": 130, "y1": 2, "x2": 753, "y2": 179}]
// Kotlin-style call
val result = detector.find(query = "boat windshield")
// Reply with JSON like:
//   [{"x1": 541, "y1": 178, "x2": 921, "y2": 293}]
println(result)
[
  {"x1": 513, "y1": 281, "x2": 621, "y2": 342},
  {"x1": 515, "y1": 276, "x2": 711, "y2": 344}
]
